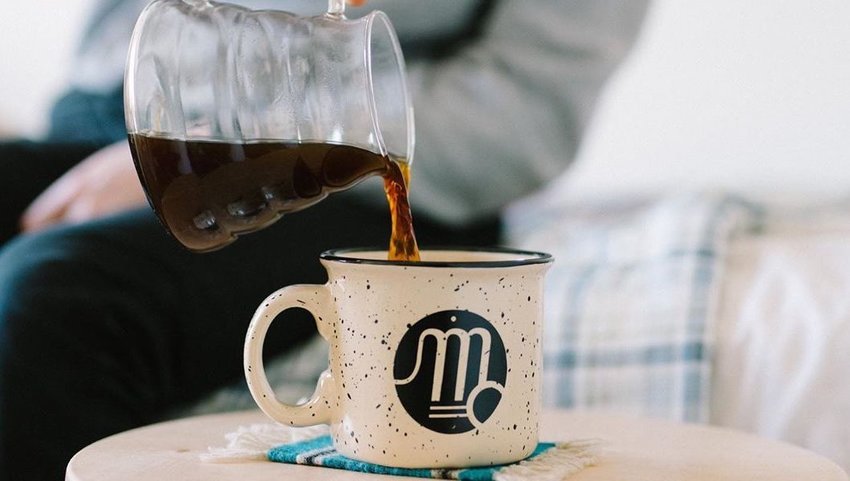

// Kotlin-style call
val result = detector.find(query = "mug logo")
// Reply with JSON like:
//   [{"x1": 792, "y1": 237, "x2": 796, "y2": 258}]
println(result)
[{"x1": 393, "y1": 310, "x2": 507, "y2": 434}]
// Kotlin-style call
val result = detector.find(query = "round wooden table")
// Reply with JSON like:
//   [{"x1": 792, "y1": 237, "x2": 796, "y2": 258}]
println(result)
[{"x1": 66, "y1": 409, "x2": 848, "y2": 481}]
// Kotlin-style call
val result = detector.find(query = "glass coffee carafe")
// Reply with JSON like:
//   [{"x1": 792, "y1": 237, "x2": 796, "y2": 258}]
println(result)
[{"x1": 125, "y1": 0, "x2": 413, "y2": 252}]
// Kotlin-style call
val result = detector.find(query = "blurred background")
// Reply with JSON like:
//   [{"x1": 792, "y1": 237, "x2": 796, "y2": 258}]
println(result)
[
  {"x1": 557, "y1": 0, "x2": 850, "y2": 206},
  {"x1": 0, "y1": 0, "x2": 94, "y2": 138},
  {"x1": 2, "y1": 0, "x2": 849, "y2": 203}
]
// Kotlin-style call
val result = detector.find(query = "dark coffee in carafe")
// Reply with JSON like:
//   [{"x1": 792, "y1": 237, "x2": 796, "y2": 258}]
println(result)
[{"x1": 129, "y1": 133, "x2": 420, "y2": 260}]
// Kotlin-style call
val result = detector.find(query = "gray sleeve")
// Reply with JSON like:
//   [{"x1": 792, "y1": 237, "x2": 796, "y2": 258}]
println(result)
[
  {"x1": 404, "y1": 1, "x2": 649, "y2": 224},
  {"x1": 72, "y1": 0, "x2": 647, "y2": 225}
]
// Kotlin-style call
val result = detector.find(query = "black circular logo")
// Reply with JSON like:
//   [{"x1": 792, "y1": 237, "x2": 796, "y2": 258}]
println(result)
[{"x1": 393, "y1": 310, "x2": 507, "y2": 434}]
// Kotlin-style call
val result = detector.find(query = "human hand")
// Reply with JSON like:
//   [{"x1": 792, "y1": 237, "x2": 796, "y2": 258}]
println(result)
[{"x1": 20, "y1": 141, "x2": 147, "y2": 233}]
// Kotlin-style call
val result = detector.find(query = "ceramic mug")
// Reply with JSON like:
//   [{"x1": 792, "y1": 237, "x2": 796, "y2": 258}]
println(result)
[{"x1": 244, "y1": 247, "x2": 553, "y2": 468}]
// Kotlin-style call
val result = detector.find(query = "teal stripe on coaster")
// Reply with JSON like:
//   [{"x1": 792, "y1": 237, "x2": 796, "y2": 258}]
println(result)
[
  {"x1": 268, "y1": 438, "x2": 557, "y2": 480},
  {"x1": 268, "y1": 435, "x2": 334, "y2": 464},
  {"x1": 320, "y1": 454, "x2": 434, "y2": 478}
]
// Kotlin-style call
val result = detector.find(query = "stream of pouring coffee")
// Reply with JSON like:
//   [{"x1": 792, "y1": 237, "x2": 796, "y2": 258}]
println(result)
[{"x1": 384, "y1": 159, "x2": 420, "y2": 261}]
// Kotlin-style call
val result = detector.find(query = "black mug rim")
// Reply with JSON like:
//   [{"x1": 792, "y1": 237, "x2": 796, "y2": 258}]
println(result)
[{"x1": 320, "y1": 246, "x2": 553, "y2": 268}]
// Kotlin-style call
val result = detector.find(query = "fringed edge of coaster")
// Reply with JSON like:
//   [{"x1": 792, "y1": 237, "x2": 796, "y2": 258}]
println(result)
[
  {"x1": 493, "y1": 439, "x2": 602, "y2": 481},
  {"x1": 201, "y1": 423, "x2": 330, "y2": 463}
]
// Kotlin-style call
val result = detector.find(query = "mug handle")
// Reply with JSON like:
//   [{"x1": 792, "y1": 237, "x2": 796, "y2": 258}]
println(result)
[{"x1": 244, "y1": 284, "x2": 336, "y2": 426}]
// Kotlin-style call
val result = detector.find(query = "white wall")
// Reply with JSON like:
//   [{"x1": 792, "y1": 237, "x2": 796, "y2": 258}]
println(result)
[
  {"x1": 556, "y1": 0, "x2": 850, "y2": 204},
  {"x1": 0, "y1": 0, "x2": 96, "y2": 138}
]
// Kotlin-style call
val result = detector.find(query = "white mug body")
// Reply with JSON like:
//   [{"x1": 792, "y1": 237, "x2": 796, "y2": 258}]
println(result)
[{"x1": 244, "y1": 248, "x2": 552, "y2": 468}]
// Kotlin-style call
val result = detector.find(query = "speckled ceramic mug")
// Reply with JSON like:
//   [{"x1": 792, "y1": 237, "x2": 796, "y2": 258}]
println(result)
[{"x1": 244, "y1": 247, "x2": 553, "y2": 468}]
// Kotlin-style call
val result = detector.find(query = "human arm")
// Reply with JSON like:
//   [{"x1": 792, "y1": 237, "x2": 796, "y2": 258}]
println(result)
[
  {"x1": 402, "y1": 1, "x2": 649, "y2": 224},
  {"x1": 20, "y1": 0, "x2": 373, "y2": 233},
  {"x1": 19, "y1": 141, "x2": 147, "y2": 232},
  {"x1": 21, "y1": 1, "x2": 649, "y2": 231}
]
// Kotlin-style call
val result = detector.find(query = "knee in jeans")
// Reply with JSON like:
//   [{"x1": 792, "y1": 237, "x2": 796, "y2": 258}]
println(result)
[
  {"x1": 0, "y1": 227, "x2": 140, "y2": 481},
  {"x1": 0, "y1": 227, "x2": 110, "y2": 357}
]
